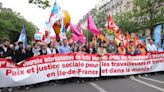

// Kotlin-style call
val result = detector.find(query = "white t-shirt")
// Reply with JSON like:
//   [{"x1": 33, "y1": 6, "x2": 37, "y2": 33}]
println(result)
[
  {"x1": 46, "y1": 48, "x2": 52, "y2": 54},
  {"x1": 146, "y1": 44, "x2": 157, "y2": 52}
]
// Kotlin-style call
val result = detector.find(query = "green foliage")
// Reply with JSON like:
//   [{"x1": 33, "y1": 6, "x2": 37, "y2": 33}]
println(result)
[
  {"x1": 132, "y1": 0, "x2": 164, "y2": 31},
  {"x1": 95, "y1": 10, "x2": 107, "y2": 29},
  {"x1": 66, "y1": 30, "x2": 71, "y2": 39},
  {"x1": 28, "y1": 0, "x2": 50, "y2": 9},
  {"x1": 112, "y1": 0, "x2": 164, "y2": 34},
  {"x1": 83, "y1": 29, "x2": 93, "y2": 42},
  {"x1": 113, "y1": 12, "x2": 138, "y2": 33},
  {"x1": 0, "y1": 8, "x2": 36, "y2": 43}
]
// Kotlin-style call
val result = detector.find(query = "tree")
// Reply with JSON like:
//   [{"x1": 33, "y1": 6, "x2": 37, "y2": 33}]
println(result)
[
  {"x1": 96, "y1": 10, "x2": 108, "y2": 35},
  {"x1": 66, "y1": 30, "x2": 71, "y2": 39},
  {"x1": 0, "y1": 8, "x2": 37, "y2": 43},
  {"x1": 95, "y1": 10, "x2": 107, "y2": 29},
  {"x1": 132, "y1": 0, "x2": 164, "y2": 33},
  {"x1": 28, "y1": 0, "x2": 50, "y2": 9},
  {"x1": 83, "y1": 30, "x2": 93, "y2": 42},
  {"x1": 112, "y1": 0, "x2": 164, "y2": 35},
  {"x1": 113, "y1": 12, "x2": 139, "y2": 34}
]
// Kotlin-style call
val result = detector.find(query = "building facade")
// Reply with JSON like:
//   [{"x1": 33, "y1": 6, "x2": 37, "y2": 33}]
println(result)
[
  {"x1": 79, "y1": 0, "x2": 133, "y2": 29},
  {"x1": 0, "y1": 2, "x2": 2, "y2": 9}
]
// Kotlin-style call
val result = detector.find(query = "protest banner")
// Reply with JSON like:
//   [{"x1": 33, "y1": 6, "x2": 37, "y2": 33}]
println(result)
[
  {"x1": 74, "y1": 53, "x2": 100, "y2": 77},
  {"x1": 101, "y1": 53, "x2": 164, "y2": 76},
  {"x1": 0, "y1": 53, "x2": 164, "y2": 87}
]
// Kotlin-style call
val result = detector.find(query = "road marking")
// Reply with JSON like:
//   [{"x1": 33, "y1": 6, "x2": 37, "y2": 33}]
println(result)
[
  {"x1": 130, "y1": 77, "x2": 164, "y2": 92},
  {"x1": 140, "y1": 76, "x2": 164, "y2": 84},
  {"x1": 89, "y1": 82, "x2": 107, "y2": 92}
]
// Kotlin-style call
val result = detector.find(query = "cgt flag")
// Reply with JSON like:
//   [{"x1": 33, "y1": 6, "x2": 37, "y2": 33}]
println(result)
[
  {"x1": 134, "y1": 33, "x2": 146, "y2": 48},
  {"x1": 108, "y1": 15, "x2": 119, "y2": 34},
  {"x1": 18, "y1": 17, "x2": 27, "y2": 48},
  {"x1": 125, "y1": 31, "x2": 131, "y2": 46}
]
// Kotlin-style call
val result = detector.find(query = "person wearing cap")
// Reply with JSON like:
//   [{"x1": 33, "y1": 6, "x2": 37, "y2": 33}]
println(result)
[
  {"x1": 15, "y1": 41, "x2": 27, "y2": 63},
  {"x1": 126, "y1": 41, "x2": 135, "y2": 55}
]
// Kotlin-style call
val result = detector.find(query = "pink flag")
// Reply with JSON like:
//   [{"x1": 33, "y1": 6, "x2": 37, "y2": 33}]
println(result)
[
  {"x1": 71, "y1": 33, "x2": 80, "y2": 42},
  {"x1": 70, "y1": 23, "x2": 86, "y2": 44},
  {"x1": 79, "y1": 36, "x2": 86, "y2": 44},
  {"x1": 70, "y1": 23, "x2": 82, "y2": 36},
  {"x1": 77, "y1": 23, "x2": 83, "y2": 33},
  {"x1": 88, "y1": 16, "x2": 101, "y2": 35}
]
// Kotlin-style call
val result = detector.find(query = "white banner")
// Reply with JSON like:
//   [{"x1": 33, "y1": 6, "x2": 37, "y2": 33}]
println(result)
[
  {"x1": 0, "y1": 53, "x2": 164, "y2": 87},
  {"x1": 101, "y1": 53, "x2": 164, "y2": 76},
  {"x1": 0, "y1": 53, "x2": 100, "y2": 87}
]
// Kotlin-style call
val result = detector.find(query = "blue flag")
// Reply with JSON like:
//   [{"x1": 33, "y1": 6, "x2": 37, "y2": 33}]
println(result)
[
  {"x1": 163, "y1": 39, "x2": 164, "y2": 49},
  {"x1": 60, "y1": 18, "x2": 67, "y2": 40},
  {"x1": 61, "y1": 20, "x2": 66, "y2": 33},
  {"x1": 154, "y1": 24, "x2": 162, "y2": 47},
  {"x1": 18, "y1": 17, "x2": 27, "y2": 48}
]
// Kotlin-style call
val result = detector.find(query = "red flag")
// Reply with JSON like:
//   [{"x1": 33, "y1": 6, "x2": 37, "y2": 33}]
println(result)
[
  {"x1": 125, "y1": 31, "x2": 131, "y2": 46},
  {"x1": 108, "y1": 15, "x2": 119, "y2": 34},
  {"x1": 115, "y1": 30, "x2": 124, "y2": 43},
  {"x1": 134, "y1": 34, "x2": 139, "y2": 47},
  {"x1": 98, "y1": 34, "x2": 107, "y2": 42},
  {"x1": 134, "y1": 34, "x2": 146, "y2": 48}
]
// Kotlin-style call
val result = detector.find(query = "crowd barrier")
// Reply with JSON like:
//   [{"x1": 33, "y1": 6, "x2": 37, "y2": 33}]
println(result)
[{"x1": 0, "y1": 52, "x2": 164, "y2": 87}]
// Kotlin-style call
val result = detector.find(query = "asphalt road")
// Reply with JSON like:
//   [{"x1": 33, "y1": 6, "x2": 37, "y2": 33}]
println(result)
[{"x1": 2, "y1": 72, "x2": 164, "y2": 92}]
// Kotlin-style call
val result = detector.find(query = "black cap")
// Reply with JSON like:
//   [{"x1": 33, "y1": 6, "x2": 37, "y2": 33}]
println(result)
[{"x1": 18, "y1": 41, "x2": 23, "y2": 45}]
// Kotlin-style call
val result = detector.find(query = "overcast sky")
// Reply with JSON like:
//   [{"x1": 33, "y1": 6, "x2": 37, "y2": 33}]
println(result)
[{"x1": 0, "y1": 0, "x2": 108, "y2": 31}]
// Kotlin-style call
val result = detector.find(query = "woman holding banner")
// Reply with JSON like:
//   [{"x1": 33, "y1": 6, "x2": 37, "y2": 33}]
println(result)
[
  {"x1": 135, "y1": 44, "x2": 147, "y2": 55},
  {"x1": 118, "y1": 42, "x2": 126, "y2": 54},
  {"x1": 40, "y1": 42, "x2": 51, "y2": 55},
  {"x1": 97, "y1": 42, "x2": 107, "y2": 57}
]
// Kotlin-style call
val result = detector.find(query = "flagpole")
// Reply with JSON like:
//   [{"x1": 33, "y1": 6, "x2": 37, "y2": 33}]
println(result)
[
  {"x1": 18, "y1": 16, "x2": 27, "y2": 48},
  {"x1": 22, "y1": 16, "x2": 27, "y2": 48},
  {"x1": 87, "y1": 29, "x2": 89, "y2": 42}
]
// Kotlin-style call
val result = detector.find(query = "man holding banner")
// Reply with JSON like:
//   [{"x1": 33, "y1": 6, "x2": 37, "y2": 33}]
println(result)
[
  {"x1": 146, "y1": 39, "x2": 157, "y2": 53},
  {"x1": 58, "y1": 39, "x2": 71, "y2": 53},
  {"x1": 15, "y1": 41, "x2": 27, "y2": 63}
]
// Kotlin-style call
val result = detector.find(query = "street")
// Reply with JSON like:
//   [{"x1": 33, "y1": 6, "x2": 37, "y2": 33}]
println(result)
[{"x1": 3, "y1": 72, "x2": 164, "y2": 92}]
